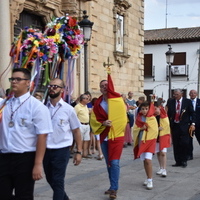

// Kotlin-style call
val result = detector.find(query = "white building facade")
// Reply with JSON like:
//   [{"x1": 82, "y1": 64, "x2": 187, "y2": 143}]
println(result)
[{"x1": 144, "y1": 27, "x2": 200, "y2": 102}]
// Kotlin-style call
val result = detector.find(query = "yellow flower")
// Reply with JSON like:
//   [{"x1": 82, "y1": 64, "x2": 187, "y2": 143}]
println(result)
[
  {"x1": 33, "y1": 40, "x2": 39, "y2": 47},
  {"x1": 55, "y1": 23, "x2": 61, "y2": 30},
  {"x1": 54, "y1": 33, "x2": 61, "y2": 43},
  {"x1": 28, "y1": 37, "x2": 34, "y2": 41},
  {"x1": 48, "y1": 33, "x2": 61, "y2": 43}
]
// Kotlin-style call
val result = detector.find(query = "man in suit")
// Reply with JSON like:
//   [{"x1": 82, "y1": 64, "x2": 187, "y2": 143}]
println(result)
[
  {"x1": 188, "y1": 90, "x2": 200, "y2": 159},
  {"x1": 167, "y1": 89, "x2": 195, "y2": 168}
]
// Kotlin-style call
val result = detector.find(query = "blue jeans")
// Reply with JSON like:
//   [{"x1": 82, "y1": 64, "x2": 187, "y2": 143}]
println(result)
[
  {"x1": 128, "y1": 113, "x2": 134, "y2": 128},
  {"x1": 101, "y1": 141, "x2": 120, "y2": 191},
  {"x1": 43, "y1": 147, "x2": 70, "y2": 200}
]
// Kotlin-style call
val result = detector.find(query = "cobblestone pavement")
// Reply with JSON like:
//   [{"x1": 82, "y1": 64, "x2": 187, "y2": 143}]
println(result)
[{"x1": 34, "y1": 138, "x2": 200, "y2": 200}]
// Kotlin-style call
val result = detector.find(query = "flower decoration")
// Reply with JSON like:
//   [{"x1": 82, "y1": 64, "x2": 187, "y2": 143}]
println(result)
[
  {"x1": 9, "y1": 14, "x2": 84, "y2": 101},
  {"x1": 20, "y1": 27, "x2": 58, "y2": 65},
  {"x1": 45, "y1": 15, "x2": 84, "y2": 59},
  {"x1": 11, "y1": 27, "x2": 58, "y2": 69},
  {"x1": 180, "y1": 108, "x2": 186, "y2": 120}
]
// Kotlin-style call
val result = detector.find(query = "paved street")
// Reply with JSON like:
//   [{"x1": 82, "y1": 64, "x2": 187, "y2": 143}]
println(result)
[{"x1": 35, "y1": 138, "x2": 200, "y2": 200}]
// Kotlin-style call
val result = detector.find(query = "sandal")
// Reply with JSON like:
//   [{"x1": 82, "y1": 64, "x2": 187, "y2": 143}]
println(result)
[{"x1": 97, "y1": 155, "x2": 104, "y2": 160}]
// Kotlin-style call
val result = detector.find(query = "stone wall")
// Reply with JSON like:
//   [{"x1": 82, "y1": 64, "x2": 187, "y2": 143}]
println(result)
[
  {"x1": 6, "y1": 0, "x2": 144, "y2": 99},
  {"x1": 88, "y1": 0, "x2": 144, "y2": 98}
]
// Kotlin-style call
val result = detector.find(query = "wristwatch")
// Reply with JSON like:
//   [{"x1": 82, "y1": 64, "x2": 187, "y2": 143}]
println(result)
[{"x1": 75, "y1": 151, "x2": 82, "y2": 155}]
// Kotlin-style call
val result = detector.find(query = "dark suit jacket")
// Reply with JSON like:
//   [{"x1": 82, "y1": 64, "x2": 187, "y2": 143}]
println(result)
[
  {"x1": 167, "y1": 97, "x2": 196, "y2": 133},
  {"x1": 194, "y1": 98, "x2": 200, "y2": 130}
]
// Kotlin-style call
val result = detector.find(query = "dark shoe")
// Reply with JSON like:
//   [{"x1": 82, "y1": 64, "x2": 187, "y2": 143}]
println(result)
[
  {"x1": 123, "y1": 143, "x2": 128, "y2": 148},
  {"x1": 172, "y1": 163, "x2": 181, "y2": 167},
  {"x1": 182, "y1": 162, "x2": 187, "y2": 168},
  {"x1": 105, "y1": 189, "x2": 112, "y2": 195},
  {"x1": 109, "y1": 190, "x2": 117, "y2": 199},
  {"x1": 187, "y1": 156, "x2": 193, "y2": 161},
  {"x1": 87, "y1": 154, "x2": 93, "y2": 158},
  {"x1": 105, "y1": 189, "x2": 118, "y2": 195}
]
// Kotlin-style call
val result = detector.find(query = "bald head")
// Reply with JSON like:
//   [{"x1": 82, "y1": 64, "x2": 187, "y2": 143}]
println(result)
[
  {"x1": 189, "y1": 89, "x2": 198, "y2": 100},
  {"x1": 49, "y1": 78, "x2": 65, "y2": 88}
]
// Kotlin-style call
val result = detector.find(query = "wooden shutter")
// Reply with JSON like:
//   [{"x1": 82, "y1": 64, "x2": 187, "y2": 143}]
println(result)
[{"x1": 144, "y1": 54, "x2": 153, "y2": 77}]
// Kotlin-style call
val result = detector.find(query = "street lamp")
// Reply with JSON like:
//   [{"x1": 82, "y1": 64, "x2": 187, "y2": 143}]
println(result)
[
  {"x1": 78, "y1": 10, "x2": 94, "y2": 92},
  {"x1": 165, "y1": 45, "x2": 175, "y2": 98}
]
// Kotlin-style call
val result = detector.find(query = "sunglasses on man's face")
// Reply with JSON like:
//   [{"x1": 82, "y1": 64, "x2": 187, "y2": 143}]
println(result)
[
  {"x1": 47, "y1": 85, "x2": 63, "y2": 90},
  {"x1": 9, "y1": 77, "x2": 29, "y2": 82}
]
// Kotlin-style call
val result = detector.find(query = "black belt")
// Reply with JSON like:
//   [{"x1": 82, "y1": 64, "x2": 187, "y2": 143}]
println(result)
[
  {"x1": 81, "y1": 122, "x2": 89, "y2": 125},
  {"x1": 46, "y1": 147, "x2": 69, "y2": 151}
]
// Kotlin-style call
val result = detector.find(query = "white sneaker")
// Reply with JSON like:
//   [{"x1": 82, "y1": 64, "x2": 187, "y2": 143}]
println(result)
[
  {"x1": 156, "y1": 168, "x2": 163, "y2": 175},
  {"x1": 146, "y1": 180, "x2": 153, "y2": 190},
  {"x1": 161, "y1": 169, "x2": 167, "y2": 177},
  {"x1": 143, "y1": 179, "x2": 148, "y2": 186}
]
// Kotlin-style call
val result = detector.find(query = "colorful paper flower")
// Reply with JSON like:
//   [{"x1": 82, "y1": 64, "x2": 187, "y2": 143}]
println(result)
[{"x1": 45, "y1": 15, "x2": 84, "y2": 59}]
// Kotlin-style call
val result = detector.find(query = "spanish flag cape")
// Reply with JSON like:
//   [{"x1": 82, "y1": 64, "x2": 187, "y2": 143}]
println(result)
[
  {"x1": 90, "y1": 74, "x2": 127, "y2": 163},
  {"x1": 133, "y1": 103, "x2": 158, "y2": 159},
  {"x1": 158, "y1": 106, "x2": 171, "y2": 150}
]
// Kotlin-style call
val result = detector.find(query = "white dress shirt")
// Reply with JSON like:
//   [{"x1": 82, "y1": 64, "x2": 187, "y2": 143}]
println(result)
[
  {"x1": 176, "y1": 97, "x2": 183, "y2": 114},
  {"x1": 46, "y1": 98, "x2": 81, "y2": 149},
  {"x1": 191, "y1": 98, "x2": 196, "y2": 111},
  {"x1": 0, "y1": 92, "x2": 53, "y2": 153}
]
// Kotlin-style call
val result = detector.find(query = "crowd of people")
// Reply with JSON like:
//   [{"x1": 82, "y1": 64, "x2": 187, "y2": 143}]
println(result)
[{"x1": 0, "y1": 68, "x2": 199, "y2": 200}]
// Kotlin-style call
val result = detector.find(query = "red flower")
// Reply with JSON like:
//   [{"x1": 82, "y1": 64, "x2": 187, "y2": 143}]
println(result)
[
  {"x1": 68, "y1": 16, "x2": 77, "y2": 27},
  {"x1": 47, "y1": 28, "x2": 56, "y2": 36},
  {"x1": 74, "y1": 29, "x2": 81, "y2": 35}
]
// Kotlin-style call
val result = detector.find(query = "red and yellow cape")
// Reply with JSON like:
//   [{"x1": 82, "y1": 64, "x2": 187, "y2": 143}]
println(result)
[
  {"x1": 133, "y1": 103, "x2": 158, "y2": 159},
  {"x1": 158, "y1": 106, "x2": 171, "y2": 150},
  {"x1": 90, "y1": 73, "x2": 127, "y2": 163}
]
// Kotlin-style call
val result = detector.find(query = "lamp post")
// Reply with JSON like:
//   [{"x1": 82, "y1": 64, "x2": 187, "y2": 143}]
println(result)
[
  {"x1": 78, "y1": 10, "x2": 94, "y2": 92},
  {"x1": 165, "y1": 45, "x2": 175, "y2": 98}
]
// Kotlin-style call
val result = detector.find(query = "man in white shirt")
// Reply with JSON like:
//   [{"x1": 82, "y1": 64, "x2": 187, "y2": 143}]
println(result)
[
  {"x1": 44, "y1": 78, "x2": 82, "y2": 200},
  {"x1": 0, "y1": 68, "x2": 53, "y2": 199}
]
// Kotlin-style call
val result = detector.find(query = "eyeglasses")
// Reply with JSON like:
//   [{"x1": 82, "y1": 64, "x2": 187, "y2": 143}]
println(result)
[
  {"x1": 9, "y1": 77, "x2": 29, "y2": 82},
  {"x1": 47, "y1": 85, "x2": 63, "y2": 90},
  {"x1": 100, "y1": 84, "x2": 107, "y2": 88}
]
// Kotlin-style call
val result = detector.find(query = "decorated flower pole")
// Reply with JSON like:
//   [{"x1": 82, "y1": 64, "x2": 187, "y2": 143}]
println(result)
[
  {"x1": 45, "y1": 15, "x2": 84, "y2": 103},
  {"x1": 8, "y1": 14, "x2": 84, "y2": 103}
]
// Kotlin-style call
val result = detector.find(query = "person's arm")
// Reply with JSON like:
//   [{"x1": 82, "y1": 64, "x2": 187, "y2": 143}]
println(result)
[
  {"x1": 72, "y1": 128, "x2": 82, "y2": 166},
  {"x1": 129, "y1": 105, "x2": 136, "y2": 110},
  {"x1": 102, "y1": 120, "x2": 112, "y2": 126},
  {"x1": 32, "y1": 134, "x2": 47, "y2": 181},
  {"x1": 189, "y1": 100, "x2": 196, "y2": 131},
  {"x1": 140, "y1": 124, "x2": 148, "y2": 130}
]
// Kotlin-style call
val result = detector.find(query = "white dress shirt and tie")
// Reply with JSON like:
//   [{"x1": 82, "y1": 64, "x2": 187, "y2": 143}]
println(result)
[{"x1": 167, "y1": 89, "x2": 195, "y2": 168}]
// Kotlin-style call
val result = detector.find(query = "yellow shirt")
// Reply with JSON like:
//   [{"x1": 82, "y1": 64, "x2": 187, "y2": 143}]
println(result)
[{"x1": 74, "y1": 103, "x2": 89, "y2": 123}]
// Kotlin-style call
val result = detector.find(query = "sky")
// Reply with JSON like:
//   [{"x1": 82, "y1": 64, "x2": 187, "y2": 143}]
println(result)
[{"x1": 144, "y1": 0, "x2": 200, "y2": 30}]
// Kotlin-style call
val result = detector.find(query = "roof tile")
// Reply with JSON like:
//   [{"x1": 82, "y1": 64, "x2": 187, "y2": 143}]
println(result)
[{"x1": 144, "y1": 27, "x2": 200, "y2": 44}]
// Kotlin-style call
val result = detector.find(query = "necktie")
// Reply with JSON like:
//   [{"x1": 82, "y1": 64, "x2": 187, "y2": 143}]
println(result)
[
  {"x1": 192, "y1": 99, "x2": 195, "y2": 111},
  {"x1": 175, "y1": 100, "x2": 180, "y2": 122}
]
